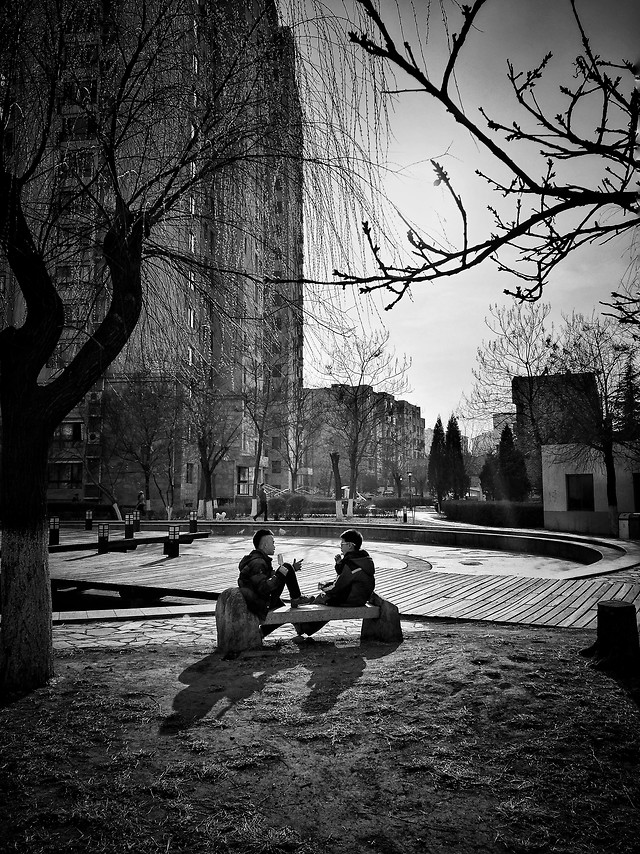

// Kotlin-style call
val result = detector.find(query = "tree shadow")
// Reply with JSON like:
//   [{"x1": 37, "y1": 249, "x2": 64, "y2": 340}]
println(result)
[{"x1": 159, "y1": 640, "x2": 401, "y2": 735}]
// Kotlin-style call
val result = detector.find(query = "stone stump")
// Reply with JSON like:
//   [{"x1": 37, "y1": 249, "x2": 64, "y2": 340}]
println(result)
[
  {"x1": 360, "y1": 593, "x2": 403, "y2": 643},
  {"x1": 580, "y1": 599, "x2": 640, "y2": 674},
  {"x1": 216, "y1": 587, "x2": 262, "y2": 657}
]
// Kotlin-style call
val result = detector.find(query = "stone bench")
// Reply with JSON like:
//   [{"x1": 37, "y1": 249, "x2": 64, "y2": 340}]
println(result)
[{"x1": 215, "y1": 587, "x2": 403, "y2": 656}]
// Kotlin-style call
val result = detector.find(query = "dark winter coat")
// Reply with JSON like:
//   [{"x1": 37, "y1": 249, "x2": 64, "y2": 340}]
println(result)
[
  {"x1": 323, "y1": 549, "x2": 375, "y2": 607},
  {"x1": 237, "y1": 549, "x2": 289, "y2": 620}
]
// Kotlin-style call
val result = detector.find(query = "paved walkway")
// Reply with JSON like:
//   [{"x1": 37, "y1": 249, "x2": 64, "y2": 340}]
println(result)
[{"x1": 49, "y1": 515, "x2": 640, "y2": 650}]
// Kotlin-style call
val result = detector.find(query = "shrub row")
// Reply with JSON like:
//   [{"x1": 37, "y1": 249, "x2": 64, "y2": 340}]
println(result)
[{"x1": 442, "y1": 500, "x2": 544, "y2": 529}]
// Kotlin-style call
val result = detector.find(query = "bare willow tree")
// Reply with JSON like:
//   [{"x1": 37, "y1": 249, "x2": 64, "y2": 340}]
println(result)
[
  {"x1": 337, "y1": 0, "x2": 639, "y2": 313},
  {"x1": 321, "y1": 329, "x2": 409, "y2": 516},
  {"x1": 0, "y1": 0, "x2": 294, "y2": 693}
]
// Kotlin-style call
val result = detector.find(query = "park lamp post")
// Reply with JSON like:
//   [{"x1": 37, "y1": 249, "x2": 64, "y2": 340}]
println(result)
[
  {"x1": 97, "y1": 523, "x2": 109, "y2": 554},
  {"x1": 84, "y1": 509, "x2": 93, "y2": 531},
  {"x1": 164, "y1": 524, "x2": 180, "y2": 558},
  {"x1": 189, "y1": 510, "x2": 198, "y2": 534},
  {"x1": 407, "y1": 471, "x2": 413, "y2": 517},
  {"x1": 48, "y1": 516, "x2": 60, "y2": 546}
]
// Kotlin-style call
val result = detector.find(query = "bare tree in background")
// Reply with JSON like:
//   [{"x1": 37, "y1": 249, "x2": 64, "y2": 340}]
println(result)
[
  {"x1": 340, "y1": 0, "x2": 639, "y2": 314},
  {"x1": 321, "y1": 330, "x2": 409, "y2": 517},
  {"x1": 272, "y1": 385, "x2": 321, "y2": 492},
  {"x1": 469, "y1": 304, "x2": 636, "y2": 532},
  {"x1": 103, "y1": 375, "x2": 184, "y2": 519},
  {"x1": 464, "y1": 303, "x2": 556, "y2": 422},
  {"x1": 548, "y1": 313, "x2": 638, "y2": 536}
]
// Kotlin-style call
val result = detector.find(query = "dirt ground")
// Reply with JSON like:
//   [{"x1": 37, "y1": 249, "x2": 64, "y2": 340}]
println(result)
[{"x1": 2, "y1": 620, "x2": 640, "y2": 854}]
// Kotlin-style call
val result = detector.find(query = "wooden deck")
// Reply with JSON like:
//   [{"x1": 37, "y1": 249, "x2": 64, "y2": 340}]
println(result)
[{"x1": 47, "y1": 533, "x2": 640, "y2": 631}]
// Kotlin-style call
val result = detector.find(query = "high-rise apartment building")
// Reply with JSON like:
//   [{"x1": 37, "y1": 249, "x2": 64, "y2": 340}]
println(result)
[{"x1": 1, "y1": 0, "x2": 304, "y2": 516}]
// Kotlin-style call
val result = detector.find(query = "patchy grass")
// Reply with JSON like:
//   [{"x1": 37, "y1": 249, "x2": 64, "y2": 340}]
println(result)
[{"x1": 2, "y1": 621, "x2": 640, "y2": 853}]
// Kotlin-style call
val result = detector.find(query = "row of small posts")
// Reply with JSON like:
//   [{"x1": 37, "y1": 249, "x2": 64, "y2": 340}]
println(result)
[{"x1": 48, "y1": 509, "x2": 200, "y2": 555}]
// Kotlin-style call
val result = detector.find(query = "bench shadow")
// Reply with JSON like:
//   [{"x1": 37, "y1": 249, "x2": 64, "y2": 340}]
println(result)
[{"x1": 158, "y1": 640, "x2": 401, "y2": 735}]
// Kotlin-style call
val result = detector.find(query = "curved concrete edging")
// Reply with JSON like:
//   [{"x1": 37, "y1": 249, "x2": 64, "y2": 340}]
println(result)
[{"x1": 199, "y1": 520, "x2": 624, "y2": 567}]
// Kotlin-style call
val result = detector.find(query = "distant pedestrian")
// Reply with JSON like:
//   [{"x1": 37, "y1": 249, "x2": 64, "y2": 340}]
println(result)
[
  {"x1": 136, "y1": 491, "x2": 146, "y2": 518},
  {"x1": 253, "y1": 483, "x2": 268, "y2": 521}
]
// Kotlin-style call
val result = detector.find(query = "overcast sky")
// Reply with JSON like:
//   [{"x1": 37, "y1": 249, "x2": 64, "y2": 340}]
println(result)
[{"x1": 297, "y1": 0, "x2": 640, "y2": 436}]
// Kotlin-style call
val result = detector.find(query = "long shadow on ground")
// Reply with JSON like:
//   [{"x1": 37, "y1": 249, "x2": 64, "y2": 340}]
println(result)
[{"x1": 159, "y1": 640, "x2": 401, "y2": 734}]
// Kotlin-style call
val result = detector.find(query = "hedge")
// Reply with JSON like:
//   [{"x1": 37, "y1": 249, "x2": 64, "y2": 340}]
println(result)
[{"x1": 442, "y1": 500, "x2": 544, "y2": 529}]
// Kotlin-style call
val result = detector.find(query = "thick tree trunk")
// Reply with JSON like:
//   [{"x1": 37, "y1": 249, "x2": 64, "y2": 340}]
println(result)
[
  {"x1": 602, "y1": 442, "x2": 619, "y2": 538},
  {"x1": 330, "y1": 452, "x2": 341, "y2": 499},
  {"x1": 0, "y1": 202, "x2": 144, "y2": 697},
  {"x1": 330, "y1": 452, "x2": 343, "y2": 520},
  {"x1": 0, "y1": 419, "x2": 53, "y2": 695}
]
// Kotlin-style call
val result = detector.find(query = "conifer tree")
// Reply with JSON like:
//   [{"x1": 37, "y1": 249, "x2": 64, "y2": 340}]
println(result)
[
  {"x1": 613, "y1": 355, "x2": 640, "y2": 441},
  {"x1": 497, "y1": 425, "x2": 530, "y2": 502},
  {"x1": 427, "y1": 416, "x2": 447, "y2": 506},
  {"x1": 445, "y1": 414, "x2": 469, "y2": 500},
  {"x1": 479, "y1": 451, "x2": 499, "y2": 501}
]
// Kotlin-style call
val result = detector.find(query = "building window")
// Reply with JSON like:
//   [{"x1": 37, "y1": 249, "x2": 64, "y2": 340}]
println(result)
[
  {"x1": 271, "y1": 460, "x2": 281, "y2": 474},
  {"x1": 48, "y1": 462, "x2": 83, "y2": 489},
  {"x1": 271, "y1": 435, "x2": 281, "y2": 451},
  {"x1": 186, "y1": 463, "x2": 194, "y2": 484},
  {"x1": 55, "y1": 422, "x2": 83, "y2": 444},
  {"x1": 566, "y1": 474, "x2": 594, "y2": 512},
  {"x1": 237, "y1": 466, "x2": 249, "y2": 495}
]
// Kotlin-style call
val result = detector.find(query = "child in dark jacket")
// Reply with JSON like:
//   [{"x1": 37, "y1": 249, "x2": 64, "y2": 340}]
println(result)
[
  {"x1": 297, "y1": 528, "x2": 375, "y2": 638},
  {"x1": 237, "y1": 529, "x2": 313, "y2": 627}
]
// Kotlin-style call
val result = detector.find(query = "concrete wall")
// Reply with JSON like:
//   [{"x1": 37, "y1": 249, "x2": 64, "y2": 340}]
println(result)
[{"x1": 542, "y1": 444, "x2": 640, "y2": 535}]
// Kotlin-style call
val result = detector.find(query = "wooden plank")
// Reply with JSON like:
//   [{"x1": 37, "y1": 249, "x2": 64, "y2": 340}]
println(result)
[
  {"x1": 446, "y1": 576, "x2": 532, "y2": 621},
  {"x1": 483, "y1": 580, "x2": 561, "y2": 624},
  {"x1": 541, "y1": 581, "x2": 610, "y2": 628},
  {"x1": 264, "y1": 604, "x2": 380, "y2": 625},
  {"x1": 48, "y1": 535, "x2": 640, "y2": 630},
  {"x1": 504, "y1": 579, "x2": 571, "y2": 624},
  {"x1": 538, "y1": 579, "x2": 603, "y2": 628}
]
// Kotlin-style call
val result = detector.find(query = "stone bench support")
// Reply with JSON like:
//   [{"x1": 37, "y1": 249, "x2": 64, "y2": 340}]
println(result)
[{"x1": 215, "y1": 587, "x2": 402, "y2": 656}]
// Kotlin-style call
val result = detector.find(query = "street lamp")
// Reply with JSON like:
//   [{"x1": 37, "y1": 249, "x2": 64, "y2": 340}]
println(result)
[{"x1": 407, "y1": 471, "x2": 412, "y2": 516}]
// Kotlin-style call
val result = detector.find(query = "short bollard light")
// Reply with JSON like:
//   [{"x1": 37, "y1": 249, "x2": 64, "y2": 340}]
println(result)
[
  {"x1": 189, "y1": 510, "x2": 198, "y2": 534},
  {"x1": 124, "y1": 513, "x2": 134, "y2": 539},
  {"x1": 164, "y1": 524, "x2": 180, "y2": 558},
  {"x1": 133, "y1": 509, "x2": 141, "y2": 533},
  {"x1": 97, "y1": 523, "x2": 109, "y2": 554},
  {"x1": 85, "y1": 510, "x2": 93, "y2": 531},
  {"x1": 48, "y1": 516, "x2": 60, "y2": 546}
]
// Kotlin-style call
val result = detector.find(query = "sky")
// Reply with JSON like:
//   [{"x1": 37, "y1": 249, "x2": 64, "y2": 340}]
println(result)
[{"x1": 294, "y1": 0, "x2": 640, "y2": 437}]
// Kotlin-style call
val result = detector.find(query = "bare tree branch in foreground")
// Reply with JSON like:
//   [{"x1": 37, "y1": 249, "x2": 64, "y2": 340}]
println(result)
[{"x1": 340, "y1": 0, "x2": 639, "y2": 313}]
